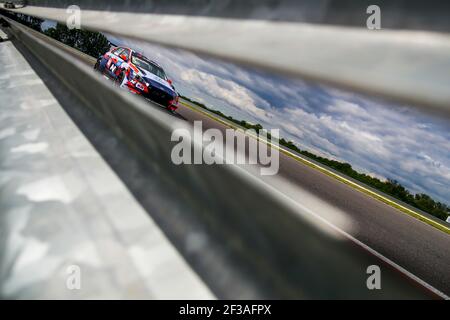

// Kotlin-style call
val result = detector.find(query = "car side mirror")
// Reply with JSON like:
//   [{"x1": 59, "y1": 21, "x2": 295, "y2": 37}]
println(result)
[{"x1": 119, "y1": 54, "x2": 128, "y2": 61}]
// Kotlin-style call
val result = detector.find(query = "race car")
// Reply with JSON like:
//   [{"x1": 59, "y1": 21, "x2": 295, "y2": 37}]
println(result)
[{"x1": 94, "y1": 46, "x2": 179, "y2": 112}]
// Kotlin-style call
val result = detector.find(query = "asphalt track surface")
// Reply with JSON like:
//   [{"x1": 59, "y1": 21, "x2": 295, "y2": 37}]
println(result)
[
  {"x1": 175, "y1": 104, "x2": 450, "y2": 297},
  {"x1": 17, "y1": 26, "x2": 450, "y2": 297}
]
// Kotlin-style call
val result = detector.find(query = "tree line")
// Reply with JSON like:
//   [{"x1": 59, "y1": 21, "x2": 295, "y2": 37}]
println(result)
[
  {"x1": 44, "y1": 23, "x2": 110, "y2": 58},
  {"x1": 3, "y1": 12, "x2": 110, "y2": 58}
]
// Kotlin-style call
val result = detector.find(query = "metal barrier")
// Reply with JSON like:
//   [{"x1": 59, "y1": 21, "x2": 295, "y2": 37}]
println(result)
[
  {"x1": 2, "y1": 0, "x2": 450, "y2": 117},
  {"x1": 0, "y1": 2, "x2": 448, "y2": 299}
]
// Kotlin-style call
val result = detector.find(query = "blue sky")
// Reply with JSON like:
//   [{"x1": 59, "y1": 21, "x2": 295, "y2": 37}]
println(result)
[
  {"x1": 109, "y1": 35, "x2": 450, "y2": 205},
  {"x1": 40, "y1": 20, "x2": 57, "y2": 31}
]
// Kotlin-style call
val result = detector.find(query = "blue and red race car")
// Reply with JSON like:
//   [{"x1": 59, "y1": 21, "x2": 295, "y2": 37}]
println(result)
[{"x1": 94, "y1": 46, "x2": 179, "y2": 112}]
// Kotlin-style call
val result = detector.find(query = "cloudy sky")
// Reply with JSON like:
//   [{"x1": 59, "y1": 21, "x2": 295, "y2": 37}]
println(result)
[{"x1": 109, "y1": 36, "x2": 450, "y2": 205}]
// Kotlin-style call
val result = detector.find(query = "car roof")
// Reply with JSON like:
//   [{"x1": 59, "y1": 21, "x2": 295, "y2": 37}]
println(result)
[
  {"x1": 120, "y1": 46, "x2": 133, "y2": 52},
  {"x1": 149, "y1": 60, "x2": 162, "y2": 68}
]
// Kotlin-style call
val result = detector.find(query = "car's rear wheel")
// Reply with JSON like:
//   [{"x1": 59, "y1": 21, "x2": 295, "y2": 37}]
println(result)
[
  {"x1": 116, "y1": 71, "x2": 126, "y2": 86},
  {"x1": 93, "y1": 60, "x2": 100, "y2": 71}
]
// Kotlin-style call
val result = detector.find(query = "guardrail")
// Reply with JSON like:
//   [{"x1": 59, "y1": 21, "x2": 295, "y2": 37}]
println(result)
[
  {"x1": 0, "y1": 5, "x2": 447, "y2": 299},
  {"x1": 2, "y1": 0, "x2": 450, "y2": 118}
]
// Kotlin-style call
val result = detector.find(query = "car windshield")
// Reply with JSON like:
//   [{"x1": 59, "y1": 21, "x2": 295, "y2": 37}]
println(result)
[{"x1": 131, "y1": 54, "x2": 167, "y2": 80}]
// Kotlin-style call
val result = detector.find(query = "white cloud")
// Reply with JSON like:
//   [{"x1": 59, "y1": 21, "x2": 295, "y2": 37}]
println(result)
[
  {"x1": 180, "y1": 68, "x2": 271, "y2": 119},
  {"x1": 327, "y1": 99, "x2": 369, "y2": 118}
]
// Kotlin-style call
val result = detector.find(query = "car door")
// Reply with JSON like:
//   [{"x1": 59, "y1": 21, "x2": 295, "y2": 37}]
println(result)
[
  {"x1": 105, "y1": 47, "x2": 125, "y2": 78},
  {"x1": 117, "y1": 48, "x2": 131, "y2": 76}
]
